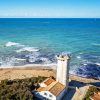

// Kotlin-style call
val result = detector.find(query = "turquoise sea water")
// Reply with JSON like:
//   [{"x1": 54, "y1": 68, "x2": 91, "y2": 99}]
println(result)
[{"x1": 0, "y1": 18, "x2": 100, "y2": 79}]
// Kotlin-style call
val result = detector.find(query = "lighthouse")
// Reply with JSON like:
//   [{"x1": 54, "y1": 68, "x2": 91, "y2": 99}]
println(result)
[
  {"x1": 56, "y1": 55, "x2": 70, "y2": 86},
  {"x1": 35, "y1": 54, "x2": 70, "y2": 100}
]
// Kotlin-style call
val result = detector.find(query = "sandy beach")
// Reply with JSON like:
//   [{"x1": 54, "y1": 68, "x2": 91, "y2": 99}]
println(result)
[
  {"x1": 0, "y1": 66, "x2": 100, "y2": 83},
  {"x1": 0, "y1": 68, "x2": 55, "y2": 82}
]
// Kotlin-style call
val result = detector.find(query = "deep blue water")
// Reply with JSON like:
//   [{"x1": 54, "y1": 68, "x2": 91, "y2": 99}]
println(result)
[{"x1": 0, "y1": 18, "x2": 100, "y2": 79}]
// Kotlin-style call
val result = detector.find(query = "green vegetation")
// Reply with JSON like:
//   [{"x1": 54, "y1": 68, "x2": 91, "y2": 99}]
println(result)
[
  {"x1": 84, "y1": 86, "x2": 100, "y2": 100},
  {"x1": 0, "y1": 76, "x2": 47, "y2": 100}
]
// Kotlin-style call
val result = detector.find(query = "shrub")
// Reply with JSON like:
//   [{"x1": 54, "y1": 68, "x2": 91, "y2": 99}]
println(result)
[
  {"x1": 84, "y1": 86, "x2": 100, "y2": 100},
  {"x1": 0, "y1": 76, "x2": 47, "y2": 100}
]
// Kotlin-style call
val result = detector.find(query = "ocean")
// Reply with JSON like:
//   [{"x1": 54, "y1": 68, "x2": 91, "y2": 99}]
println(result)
[{"x1": 0, "y1": 18, "x2": 100, "y2": 79}]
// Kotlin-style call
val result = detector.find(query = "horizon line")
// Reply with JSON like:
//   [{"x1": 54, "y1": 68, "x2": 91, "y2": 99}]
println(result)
[{"x1": 0, "y1": 17, "x2": 100, "y2": 19}]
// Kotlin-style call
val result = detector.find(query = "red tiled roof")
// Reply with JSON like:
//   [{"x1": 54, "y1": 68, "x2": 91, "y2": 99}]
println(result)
[
  {"x1": 37, "y1": 87, "x2": 45, "y2": 92},
  {"x1": 37, "y1": 78, "x2": 66, "y2": 96},
  {"x1": 91, "y1": 92, "x2": 100, "y2": 100},
  {"x1": 49, "y1": 82, "x2": 65, "y2": 96},
  {"x1": 44, "y1": 78, "x2": 55, "y2": 86}
]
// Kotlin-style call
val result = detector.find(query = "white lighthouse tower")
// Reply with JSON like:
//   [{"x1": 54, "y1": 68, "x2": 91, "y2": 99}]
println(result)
[
  {"x1": 56, "y1": 55, "x2": 70, "y2": 86},
  {"x1": 35, "y1": 55, "x2": 70, "y2": 100}
]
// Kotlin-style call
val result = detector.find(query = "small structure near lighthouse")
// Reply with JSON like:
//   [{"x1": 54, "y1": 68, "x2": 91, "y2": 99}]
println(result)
[{"x1": 34, "y1": 54, "x2": 70, "y2": 100}]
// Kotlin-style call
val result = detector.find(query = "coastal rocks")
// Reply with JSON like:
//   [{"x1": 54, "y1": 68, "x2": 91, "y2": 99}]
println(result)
[{"x1": 75, "y1": 64, "x2": 100, "y2": 80}]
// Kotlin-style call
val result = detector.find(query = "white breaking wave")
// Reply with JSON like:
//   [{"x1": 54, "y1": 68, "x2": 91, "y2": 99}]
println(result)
[
  {"x1": 25, "y1": 52, "x2": 52, "y2": 64},
  {"x1": 5, "y1": 41, "x2": 24, "y2": 47},
  {"x1": 95, "y1": 63, "x2": 100, "y2": 66},
  {"x1": 0, "y1": 57, "x2": 27, "y2": 67},
  {"x1": 0, "y1": 57, "x2": 17, "y2": 67},
  {"x1": 83, "y1": 63, "x2": 87, "y2": 66},
  {"x1": 69, "y1": 70, "x2": 76, "y2": 75},
  {"x1": 92, "y1": 43, "x2": 100, "y2": 46},
  {"x1": 61, "y1": 51, "x2": 71, "y2": 56},
  {"x1": 40, "y1": 57, "x2": 52, "y2": 64},
  {"x1": 76, "y1": 55, "x2": 81, "y2": 59},
  {"x1": 16, "y1": 47, "x2": 39, "y2": 53},
  {"x1": 26, "y1": 52, "x2": 40, "y2": 63},
  {"x1": 5, "y1": 41, "x2": 39, "y2": 53}
]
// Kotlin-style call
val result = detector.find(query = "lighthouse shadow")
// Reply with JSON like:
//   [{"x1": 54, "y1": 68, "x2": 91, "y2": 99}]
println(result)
[
  {"x1": 69, "y1": 80, "x2": 86, "y2": 88},
  {"x1": 89, "y1": 82, "x2": 100, "y2": 87},
  {"x1": 69, "y1": 80, "x2": 100, "y2": 87},
  {"x1": 63, "y1": 87, "x2": 76, "y2": 100}
]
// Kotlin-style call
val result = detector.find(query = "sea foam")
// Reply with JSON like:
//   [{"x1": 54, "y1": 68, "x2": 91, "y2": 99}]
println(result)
[
  {"x1": 16, "y1": 47, "x2": 39, "y2": 53},
  {"x1": 5, "y1": 41, "x2": 24, "y2": 47},
  {"x1": 76, "y1": 55, "x2": 81, "y2": 59},
  {"x1": 92, "y1": 43, "x2": 100, "y2": 46},
  {"x1": 26, "y1": 52, "x2": 40, "y2": 63},
  {"x1": 95, "y1": 63, "x2": 100, "y2": 66},
  {"x1": 5, "y1": 41, "x2": 39, "y2": 53}
]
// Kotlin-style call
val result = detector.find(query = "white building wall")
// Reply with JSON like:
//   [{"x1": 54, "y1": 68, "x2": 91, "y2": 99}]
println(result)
[
  {"x1": 35, "y1": 89, "x2": 67, "y2": 100},
  {"x1": 39, "y1": 83, "x2": 47, "y2": 87},
  {"x1": 56, "y1": 59, "x2": 63, "y2": 83},
  {"x1": 56, "y1": 55, "x2": 69, "y2": 86},
  {"x1": 62, "y1": 60, "x2": 67, "y2": 86},
  {"x1": 36, "y1": 91, "x2": 56, "y2": 100},
  {"x1": 62, "y1": 59, "x2": 69, "y2": 87}
]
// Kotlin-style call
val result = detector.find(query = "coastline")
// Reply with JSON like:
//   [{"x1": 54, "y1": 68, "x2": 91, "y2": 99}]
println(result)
[{"x1": 0, "y1": 66, "x2": 100, "y2": 83}]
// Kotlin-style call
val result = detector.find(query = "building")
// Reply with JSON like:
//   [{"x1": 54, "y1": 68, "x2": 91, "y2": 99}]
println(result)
[
  {"x1": 72, "y1": 86, "x2": 90, "y2": 100},
  {"x1": 34, "y1": 55, "x2": 70, "y2": 100},
  {"x1": 90, "y1": 92, "x2": 100, "y2": 100}
]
